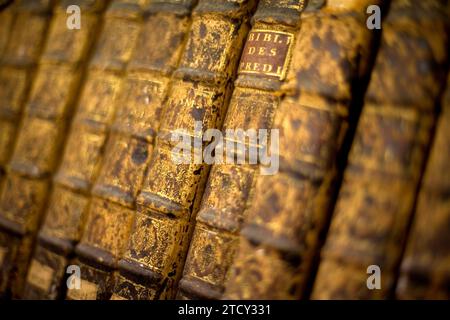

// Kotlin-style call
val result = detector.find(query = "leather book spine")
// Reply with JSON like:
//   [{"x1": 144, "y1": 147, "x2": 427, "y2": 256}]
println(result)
[
  {"x1": 0, "y1": 0, "x2": 16, "y2": 183},
  {"x1": 0, "y1": 0, "x2": 55, "y2": 299},
  {"x1": 223, "y1": 0, "x2": 385, "y2": 299},
  {"x1": 396, "y1": 74, "x2": 450, "y2": 300},
  {"x1": 59, "y1": 0, "x2": 149, "y2": 300},
  {"x1": 178, "y1": 0, "x2": 307, "y2": 300},
  {"x1": 116, "y1": 0, "x2": 258, "y2": 300},
  {"x1": 70, "y1": 0, "x2": 197, "y2": 300},
  {"x1": 21, "y1": 0, "x2": 111, "y2": 300},
  {"x1": 0, "y1": 0, "x2": 52, "y2": 183},
  {"x1": 312, "y1": 0, "x2": 449, "y2": 299},
  {"x1": 0, "y1": 1, "x2": 15, "y2": 64}
]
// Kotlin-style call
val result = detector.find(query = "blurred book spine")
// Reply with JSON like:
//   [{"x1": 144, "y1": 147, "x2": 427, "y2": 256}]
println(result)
[
  {"x1": 66, "y1": 0, "x2": 198, "y2": 300},
  {"x1": 20, "y1": 0, "x2": 111, "y2": 299},
  {"x1": 312, "y1": 0, "x2": 449, "y2": 299},
  {"x1": 0, "y1": 1, "x2": 15, "y2": 67},
  {"x1": 0, "y1": 0, "x2": 56, "y2": 299},
  {"x1": 43, "y1": 0, "x2": 149, "y2": 300},
  {"x1": 396, "y1": 73, "x2": 450, "y2": 300}
]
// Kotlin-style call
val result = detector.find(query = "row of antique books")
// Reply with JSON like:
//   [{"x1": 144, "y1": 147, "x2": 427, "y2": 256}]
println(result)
[{"x1": 0, "y1": 0, "x2": 448, "y2": 300}]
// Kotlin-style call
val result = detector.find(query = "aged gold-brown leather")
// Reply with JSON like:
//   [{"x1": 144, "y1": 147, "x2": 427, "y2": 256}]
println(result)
[
  {"x1": 0, "y1": 0, "x2": 448, "y2": 301},
  {"x1": 63, "y1": 0, "x2": 150, "y2": 300},
  {"x1": 312, "y1": 0, "x2": 449, "y2": 299},
  {"x1": 223, "y1": 0, "x2": 384, "y2": 300},
  {"x1": 0, "y1": 0, "x2": 59, "y2": 299},
  {"x1": 124, "y1": 0, "x2": 258, "y2": 300},
  {"x1": 396, "y1": 74, "x2": 450, "y2": 300},
  {"x1": 17, "y1": 0, "x2": 110, "y2": 300},
  {"x1": 109, "y1": 0, "x2": 198, "y2": 300},
  {"x1": 178, "y1": 0, "x2": 308, "y2": 301}
]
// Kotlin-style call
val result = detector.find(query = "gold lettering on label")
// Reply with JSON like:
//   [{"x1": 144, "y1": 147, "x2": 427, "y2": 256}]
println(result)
[
  {"x1": 263, "y1": 64, "x2": 272, "y2": 73},
  {"x1": 27, "y1": 260, "x2": 54, "y2": 292},
  {"x1": 239, "y1": 30, "x2": 294, "y2": 80}
]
